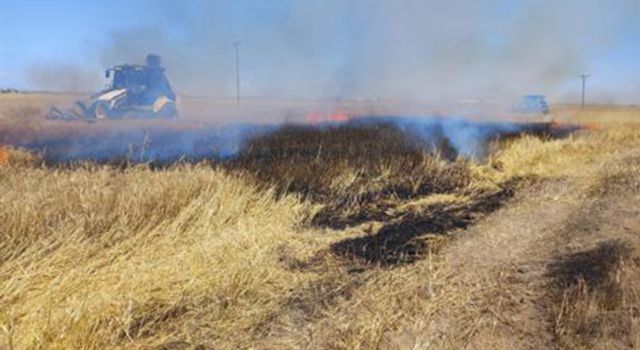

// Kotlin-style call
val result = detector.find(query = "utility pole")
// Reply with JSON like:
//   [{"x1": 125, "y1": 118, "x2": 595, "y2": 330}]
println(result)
[
  {"x1": 579, "y1": 73, "x2": 589, "y2": 108},
  {"x1": 231, "y1": 41, "x2": 241, "y2": 105}
]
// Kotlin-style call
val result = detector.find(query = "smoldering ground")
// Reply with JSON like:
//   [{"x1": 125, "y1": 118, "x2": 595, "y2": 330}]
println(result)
[{"x1": 0, "y1": 116, "x2": 578, "y2": 165}]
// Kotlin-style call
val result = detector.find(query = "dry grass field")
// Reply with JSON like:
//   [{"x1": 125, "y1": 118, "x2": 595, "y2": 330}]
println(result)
[{"x1": 1, "y1": 93, "x2": 639, "y2": 349}]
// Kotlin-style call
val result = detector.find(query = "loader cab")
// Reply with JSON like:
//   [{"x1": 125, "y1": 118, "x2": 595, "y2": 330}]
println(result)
[
  {"x1": 104, "y1": 63, "x2": 176, "y2": 105},
  {"x1": 107, "y1": 65, "x2": 148, "y2": 91}
]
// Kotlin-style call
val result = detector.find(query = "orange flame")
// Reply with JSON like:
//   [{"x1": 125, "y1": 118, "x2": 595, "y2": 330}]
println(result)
[
  {"x1": 304, "y1": 111, "x2": 350, "y2": 124},
  {"x1": 0, "y1": 147, "x2": 9, "y2": 166}
]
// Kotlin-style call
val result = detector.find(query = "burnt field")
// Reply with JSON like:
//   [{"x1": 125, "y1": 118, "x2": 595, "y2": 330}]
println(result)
[
  {"x1": 1, "y1": 94, "x2": 639, "y2": 349},
  {"x1": 0, "y1": 110, "x2": 576, "y2": 165}
]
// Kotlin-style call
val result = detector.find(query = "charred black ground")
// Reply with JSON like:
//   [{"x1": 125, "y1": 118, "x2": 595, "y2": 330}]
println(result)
[{"x1": 0, "y1": 116, "x2": 579, "y2": 167}]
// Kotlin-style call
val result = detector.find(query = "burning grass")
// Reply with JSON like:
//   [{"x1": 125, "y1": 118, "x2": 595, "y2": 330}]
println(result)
[
  {"x1": 0, "y1": 94, "x2": 579, "y2": 167},
  {"x1": 0, "y1": 147, "x2": 8, "y2": 165}
]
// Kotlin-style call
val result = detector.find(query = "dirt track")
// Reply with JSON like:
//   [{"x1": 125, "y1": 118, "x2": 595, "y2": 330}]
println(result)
[{"x1": 391, "y1": 150, "x2": 640, "y2": 349}]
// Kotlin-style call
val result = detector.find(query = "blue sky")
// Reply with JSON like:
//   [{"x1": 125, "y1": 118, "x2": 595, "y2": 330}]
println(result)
[{"x1": 0, "y1": 0, "x2": 638, "y2": 103}]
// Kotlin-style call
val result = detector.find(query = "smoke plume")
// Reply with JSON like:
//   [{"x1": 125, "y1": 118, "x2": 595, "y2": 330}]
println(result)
[
  {"x1": 21, "y1": 0, "x2": 638, "y2": 104},
  {"x1": 94, "y1": 0, "x2": 638, "y2": 104},
  {"x1": 26, "y1": 63, "x2": 98, "y2": 93}
]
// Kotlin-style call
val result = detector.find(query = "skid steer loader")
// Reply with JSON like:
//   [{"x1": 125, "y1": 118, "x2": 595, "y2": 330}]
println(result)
[{"x1": 48, "y1": 54, "x2": 179, "y2": 120}]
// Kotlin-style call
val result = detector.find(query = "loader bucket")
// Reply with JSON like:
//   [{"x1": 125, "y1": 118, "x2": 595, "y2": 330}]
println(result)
[{"x1": 46, "y1": 100, "x2": 96, "y2": 120}]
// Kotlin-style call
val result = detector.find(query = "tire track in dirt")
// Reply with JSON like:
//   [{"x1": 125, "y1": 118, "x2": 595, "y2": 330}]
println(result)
[
  {"x1": 411, "y1": 151, "x2": 640, "y2": 349},
  {"x1": 542, "y1": 154, "x2": 640, "y2": 349},
  {"x1": 413, "y1": 179, "x2": 578, "y2": 349}
]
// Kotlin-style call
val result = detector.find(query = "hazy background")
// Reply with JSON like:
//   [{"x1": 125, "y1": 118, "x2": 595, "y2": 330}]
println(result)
[{"x1": 0, "y1": 0, "x2": 638, "y2": 104}]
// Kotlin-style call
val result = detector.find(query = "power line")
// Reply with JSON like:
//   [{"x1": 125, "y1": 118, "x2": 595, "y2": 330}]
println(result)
[
  {"x1": 231, "y1": 41, "x2": 241, "y2": 105},
  {"x1": 579, "y1": 73, "x2": 590, "y2": 108}
]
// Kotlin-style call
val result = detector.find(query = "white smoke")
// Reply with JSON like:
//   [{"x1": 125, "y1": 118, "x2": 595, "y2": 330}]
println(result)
[{"x1": 25, "y1": 0, "x2": 640, "y2": 104}]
